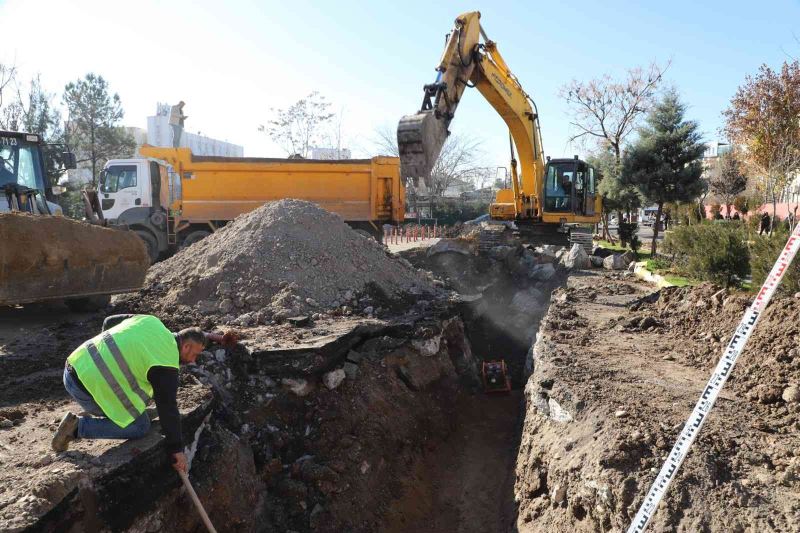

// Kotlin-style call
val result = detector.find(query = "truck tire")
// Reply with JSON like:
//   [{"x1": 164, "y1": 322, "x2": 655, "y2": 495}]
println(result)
[
  {"x1": 181, "y1": 230, "x2": 211, "y2": 249},
  {"x1": 65, "y1": 294, "x2": 111, "y2": 312},
  {"x1": 134, "y1": 230, "x2": 159, "y2": 263}
]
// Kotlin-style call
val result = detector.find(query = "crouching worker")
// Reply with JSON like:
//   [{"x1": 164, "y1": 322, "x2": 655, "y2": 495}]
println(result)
[{"x1": 51, "y1": 314, "x2": 207, "y2": 473}]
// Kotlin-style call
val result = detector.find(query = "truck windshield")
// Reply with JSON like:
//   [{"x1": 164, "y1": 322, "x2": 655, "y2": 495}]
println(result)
[
  {"x1": 101, "y1": 165, "x2": 137, "y2": 193},
  {"x1": 0, "y1": 138, "x2": 46, "y2": 192}
]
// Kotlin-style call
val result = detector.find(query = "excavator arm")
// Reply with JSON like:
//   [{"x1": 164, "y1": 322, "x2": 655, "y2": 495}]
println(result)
[{"x1": 397, "y1": 11, "x2": 546, "y2": 218}]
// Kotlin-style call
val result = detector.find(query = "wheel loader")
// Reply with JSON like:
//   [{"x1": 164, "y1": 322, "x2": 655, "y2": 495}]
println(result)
[{"x1": 0, "y1": 130, "x2": 149, "y2": 310}]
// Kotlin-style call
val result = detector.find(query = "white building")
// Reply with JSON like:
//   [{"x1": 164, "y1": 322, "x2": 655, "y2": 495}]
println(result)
[{"x1": 141, "y1": 103, "x2": 243, "y2": 157}]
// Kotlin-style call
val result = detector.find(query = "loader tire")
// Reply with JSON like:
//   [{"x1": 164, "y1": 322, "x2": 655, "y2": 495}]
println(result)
[
  {"x1": 65, "y1": 294, "x2": 111, "y2": 312},
  {"x1": 134, "y1": 230, "x2": 159, "y2": 264}
]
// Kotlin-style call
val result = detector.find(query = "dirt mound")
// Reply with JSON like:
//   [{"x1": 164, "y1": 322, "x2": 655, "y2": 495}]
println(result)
[
  {"x1": 0, "y1": 212, "x2": 148, "y2": 305},
  {"x1": 124, "y1": 200, "x2": 434, "y2": 324}
]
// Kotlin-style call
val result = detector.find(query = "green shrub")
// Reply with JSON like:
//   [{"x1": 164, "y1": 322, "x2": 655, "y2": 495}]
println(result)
[
  {"x1": 750, "y1": 227, "x2": 800, "y2": 295},
  {"x1": 646, "y1": 257, "x2": 672, "y2": 272},
  {"x1": 663, "y1": 222, "x2": 750, "y2": 286}
]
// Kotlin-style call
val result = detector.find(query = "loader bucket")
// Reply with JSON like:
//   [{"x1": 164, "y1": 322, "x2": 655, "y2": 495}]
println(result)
[{"x1": 0, "y1": 212, "x2": 149, "y2": 306}]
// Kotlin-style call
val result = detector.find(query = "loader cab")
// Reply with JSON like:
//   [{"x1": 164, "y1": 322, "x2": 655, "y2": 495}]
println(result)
[
  {"x1": 542, "y1": 157, "x2": 596, "y2": 217},
  {"x1": 0, "y1": 131, "x2": 64, "y2": 214}
]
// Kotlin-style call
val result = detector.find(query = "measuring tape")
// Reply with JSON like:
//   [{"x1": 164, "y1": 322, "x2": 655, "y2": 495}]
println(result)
[{"x1": 628, "y1": 223, "x2": 800, "y2": 533}]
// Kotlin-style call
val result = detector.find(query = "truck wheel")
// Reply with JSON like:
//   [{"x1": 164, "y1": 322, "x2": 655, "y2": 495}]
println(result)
[
  {"x1": 181, "y1": 230, "x2": 211, "y2": 249},
  {"x1": 134, "y1": 230, "x2": 159, "y2": 263},
  {"x1": 65, "y1": 294, "x2": 111, "y2": 312}
]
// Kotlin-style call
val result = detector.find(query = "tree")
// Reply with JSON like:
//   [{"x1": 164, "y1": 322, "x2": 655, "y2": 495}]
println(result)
[
  {"x1": 707, "y1": 150, "x2": 747, "y2": 218},
  {"x1": 260, "y1": 91, "x2": 334, "y2": 158},
  {"x1": 733, "y1": 195, "x2": 751, "y2": 217},
  {"x1": 0, "y1": 62, "x2": 17, "y2": 119},
  {"x1": 589, "y1": 149, "x2": 642, "y2": 244},
  {"x1": 724, "y1": 61, "x2": 800, "y2": 234},
  {"x1": 622, "y1": 90, "x2": 706, "y2": 255},
  {"x1": 561, "y1": 61, "x2": 668, "y2": 234},
  {"x1": 63, "y1": 73, "x2": 135, "y2": 185}
]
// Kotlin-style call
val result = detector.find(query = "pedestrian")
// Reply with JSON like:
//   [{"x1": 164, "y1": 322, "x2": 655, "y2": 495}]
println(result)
[
  {"x1": 759, "y1": 212, "x2": 771, "y2": 235},
  {"x1": 51, "y1": 314, "x2": 207, "y2": 474},
  {"x1": 663, "y1": 212, "x2": 671, "y2": 230}
]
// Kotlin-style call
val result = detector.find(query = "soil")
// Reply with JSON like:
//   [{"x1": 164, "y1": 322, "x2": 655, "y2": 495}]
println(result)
[
  {"x1": 121, "y1": 199, "x2": 437, "y2": 326},
  {"x1": 516, "y1": 271, "x2": 800, "y2": 532}
]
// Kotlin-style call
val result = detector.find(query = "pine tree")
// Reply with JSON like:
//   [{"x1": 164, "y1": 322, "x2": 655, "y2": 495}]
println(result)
[{"x1": 622, "y1": 90, "x2": 706, "y2": 255}]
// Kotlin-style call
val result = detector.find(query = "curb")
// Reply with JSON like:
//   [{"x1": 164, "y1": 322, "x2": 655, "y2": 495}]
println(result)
[{"x1": 632, "y1": 261, "x2": 675, "y2": 288}]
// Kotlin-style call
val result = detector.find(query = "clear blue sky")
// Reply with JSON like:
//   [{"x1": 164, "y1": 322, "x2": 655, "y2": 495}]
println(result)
[{"x1": 2, "y1": 0, "x2": 799, "y2": 166}]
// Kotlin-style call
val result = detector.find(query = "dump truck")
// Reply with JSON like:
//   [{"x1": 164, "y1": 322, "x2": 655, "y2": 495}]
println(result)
[
  {"x1": 90, "y1": 146, "x2": 405, "y2": 261},
  {"x1": 0, "y1": 130, "x2": 149, "y2": 310}
]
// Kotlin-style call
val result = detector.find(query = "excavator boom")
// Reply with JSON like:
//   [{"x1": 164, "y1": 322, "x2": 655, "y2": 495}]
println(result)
[{"x1": 398, "y1": 11, "x2": 601, "y2": 229}]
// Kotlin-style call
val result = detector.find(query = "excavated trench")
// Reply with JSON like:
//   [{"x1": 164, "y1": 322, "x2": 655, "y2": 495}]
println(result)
[{"x1": 22, "y1": 242, "x2": 567, "y2": 533}]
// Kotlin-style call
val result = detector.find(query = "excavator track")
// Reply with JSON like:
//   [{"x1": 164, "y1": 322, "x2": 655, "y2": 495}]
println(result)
[{"x1": 0, "y1": 213, "x2": 149, "y2": 306}]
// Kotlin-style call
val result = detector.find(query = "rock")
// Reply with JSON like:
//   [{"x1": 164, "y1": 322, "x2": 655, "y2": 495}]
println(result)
[
  {"x1": 589, "y1": 255, "x2": 605, "y2": 268},
  {"x1": 489, "y1": 245, "x2": 514, "y2": 261},
  {"x1": 711, "y1": 289, "x2": 726, "y2": 306},
  {"x1": 427, "y1": 238, "x2": 472, "y2": 257},
  {"x1": 603, "y1": 254, "x2": 627, "y2": 270},
  {"x1": 639, "y1": 316, "x2": 661, "y2": 329},
  {"x1": 614, "y1": 410, "x2": 629, "y2": 418},
  {"x1": 552, "y1": 484, "x2": 567, "y2": 504},
  {"x1": 530, "y1": 263, "x2": 556, "y2": 281},
  {"x1": 0, "y1": 418, "x2": 13, "y2": 429},
  {"x1": 538, "y1": 244, "x2": 560, "y2": 258},
  {"x1": 628, "y1": 261, "x2": 637, "y2": 272},
  {"x1": 197, "y1": 299, "x2": 218, "y2": 315},
  {"x1": 363, "y1": 306, "x2": 374, "y2": 316},
  {"x1": 305, "y1": 298, "x2": 318, "y2": 307},
  {"x1": 563, "y1": 244, "x2": 591, "y2": 270},
  {"x1": 282, "y1": 378, "x2": 313, "y2": 397},
  {"x1": 287, "y1": 315, "x2": 311, "y2": 327},
  {"x1": 412, "y1": 335, "x2": 441, "y2": 357},
  {"x1": 591, "y1": 246, "x2": 615, "y2": 258},
  {"x1": 782, "y1": 385, "x2": 800, "y2": 403},
  {"x1": 215, "y1": 349, "x2": 226, "y2": 363},
  {"x1": 795, "y1": 292, "x2": 800, "y2": 299},
  {"x1": 323, "y1": 369, "x2": 346, "y2": 390},
  {"x1": 343, "y1": 361, "x2": 359, "y2": 380},
  {"x1": 217, "y1": 281, "x2": 232, "y2": 295},
  {"x1": 219, "y1": 298, "x2": 234, "y2": 313}
]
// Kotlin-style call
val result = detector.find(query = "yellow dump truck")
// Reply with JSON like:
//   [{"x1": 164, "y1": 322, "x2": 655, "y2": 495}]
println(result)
[{"x1": 95, "y1": 146, "x2": 405, "y2": 261}]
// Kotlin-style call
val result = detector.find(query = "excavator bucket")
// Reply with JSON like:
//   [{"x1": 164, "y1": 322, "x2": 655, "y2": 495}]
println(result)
[
  {"x1": 397, "y1": 110, "x2": 449, "y2": 187},
  {"x1": 0, "y1": 212, "x2": 149, "y2": 306}
]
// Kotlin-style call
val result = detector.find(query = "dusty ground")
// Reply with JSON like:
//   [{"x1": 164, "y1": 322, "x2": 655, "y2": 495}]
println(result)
[{"x1": 516, "y1": 271, "x2": 800, "y2": 532}]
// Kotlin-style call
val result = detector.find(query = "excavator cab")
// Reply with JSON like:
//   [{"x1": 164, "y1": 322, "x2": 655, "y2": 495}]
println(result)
[{"x1": 542, "y1": 157, "x2": 596, "y2": 217}]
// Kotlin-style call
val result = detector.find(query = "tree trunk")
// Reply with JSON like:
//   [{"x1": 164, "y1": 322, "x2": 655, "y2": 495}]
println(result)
[
  {"x1": 771, "y1": 191, "x2": 777, "y2": 236},
  {"x1": 617, "y1": 209, "x2": 626, "y2": 247},
  {"x1": 651, "y1": 202, "x2": 663, "y2": 256}
]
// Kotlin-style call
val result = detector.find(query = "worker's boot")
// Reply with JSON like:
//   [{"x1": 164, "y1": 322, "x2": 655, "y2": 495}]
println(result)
[{"x1": 51, "y1": 412, "x2": 78, "y2": 452}]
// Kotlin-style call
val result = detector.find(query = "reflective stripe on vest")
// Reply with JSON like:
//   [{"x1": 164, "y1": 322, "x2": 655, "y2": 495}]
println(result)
[
  {"x1": 100, "y1": 332, "x2": 150, "y2": 407},
  {"x1": 83, "y1": 340, "x2": 141, "y2": 421}
]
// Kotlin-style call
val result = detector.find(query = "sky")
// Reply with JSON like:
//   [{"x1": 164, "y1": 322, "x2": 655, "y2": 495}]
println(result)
[{"x1": 1, "y1": 0, "x2": 799, "y2": 169}]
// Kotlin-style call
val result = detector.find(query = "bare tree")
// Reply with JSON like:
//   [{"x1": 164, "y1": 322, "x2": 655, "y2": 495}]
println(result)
[
  {"x1": 560, "y1": 61, "x2": 669, "y2": 163},
  {"x1": 260, "y1": 91, "x2": 334, "y2": 158},
  {"x1": 0, "y1": 62, "x2": 18, "y2": 129},
  {"x1": 707, "y1": 150, "x2": 747, "y2": 217},
  {"x1": 373, "y1": 124, "x2": 484, "y2": 197}
]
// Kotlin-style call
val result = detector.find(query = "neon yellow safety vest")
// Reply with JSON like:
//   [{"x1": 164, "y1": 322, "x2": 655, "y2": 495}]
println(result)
[{"x1": 67, "y1": 315, "x2": 179, "y2": 428}]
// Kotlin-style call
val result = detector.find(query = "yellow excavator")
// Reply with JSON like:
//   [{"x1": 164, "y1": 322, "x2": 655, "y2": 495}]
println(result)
[
  {"x1": 398, "y1": 11, "x2": 601, "y2": 246},
  {"x1": 0, "y1": 130, "x2": 148, "y2": 310}
]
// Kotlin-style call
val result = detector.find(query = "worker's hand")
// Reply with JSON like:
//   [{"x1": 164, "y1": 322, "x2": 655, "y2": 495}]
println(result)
[{"x1": 172, "y1": 452, "x2": 188, "y2": 474}]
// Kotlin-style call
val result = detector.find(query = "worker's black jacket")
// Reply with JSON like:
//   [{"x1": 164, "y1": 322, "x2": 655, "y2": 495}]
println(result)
[{"x1": 94, "y1": 314, "x2": 183, "y2": 454}]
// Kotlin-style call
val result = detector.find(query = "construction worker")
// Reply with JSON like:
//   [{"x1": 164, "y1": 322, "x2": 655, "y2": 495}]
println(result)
[{"x1": 51, "y1": 314, "x2": 207, "y2": 474}]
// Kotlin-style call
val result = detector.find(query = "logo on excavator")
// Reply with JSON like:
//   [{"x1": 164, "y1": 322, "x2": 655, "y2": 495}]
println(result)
[{"x1": 490, "y1": 73, "x2": 513, "y2": 98}]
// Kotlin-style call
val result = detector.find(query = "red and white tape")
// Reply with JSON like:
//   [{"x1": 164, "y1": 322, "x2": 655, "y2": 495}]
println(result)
[{"x1": 629, "y1": 223, "x2": 800, "y2": 533}]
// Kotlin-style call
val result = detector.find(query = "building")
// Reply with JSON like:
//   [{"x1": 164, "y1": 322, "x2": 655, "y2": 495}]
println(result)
[{"x1": 141, "y1": 103, "x2": 243, "y2": 157}]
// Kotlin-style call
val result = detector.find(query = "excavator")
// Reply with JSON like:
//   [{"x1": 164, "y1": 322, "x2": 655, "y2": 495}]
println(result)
[
  {"x1": 398, "y1": 11, "x2": 602, "y2": 247},
  {"x1": 0, "y1": 130, "x2": 149, "y2": 310}
]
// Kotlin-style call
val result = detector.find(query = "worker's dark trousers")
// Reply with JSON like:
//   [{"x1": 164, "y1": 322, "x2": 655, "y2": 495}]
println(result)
[{"x1": 63, "y1": 367, "x2": 151, "y2": 440}]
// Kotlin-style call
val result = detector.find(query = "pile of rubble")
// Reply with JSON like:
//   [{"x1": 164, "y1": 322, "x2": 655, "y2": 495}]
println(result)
[{"x1": 122, "y1": 200, "x2": 437, "y2": 325}]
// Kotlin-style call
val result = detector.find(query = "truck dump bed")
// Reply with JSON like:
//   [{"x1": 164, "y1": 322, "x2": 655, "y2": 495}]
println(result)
[{"x1": 140, "y1": 147, "x2": 405, "y2": 225}]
